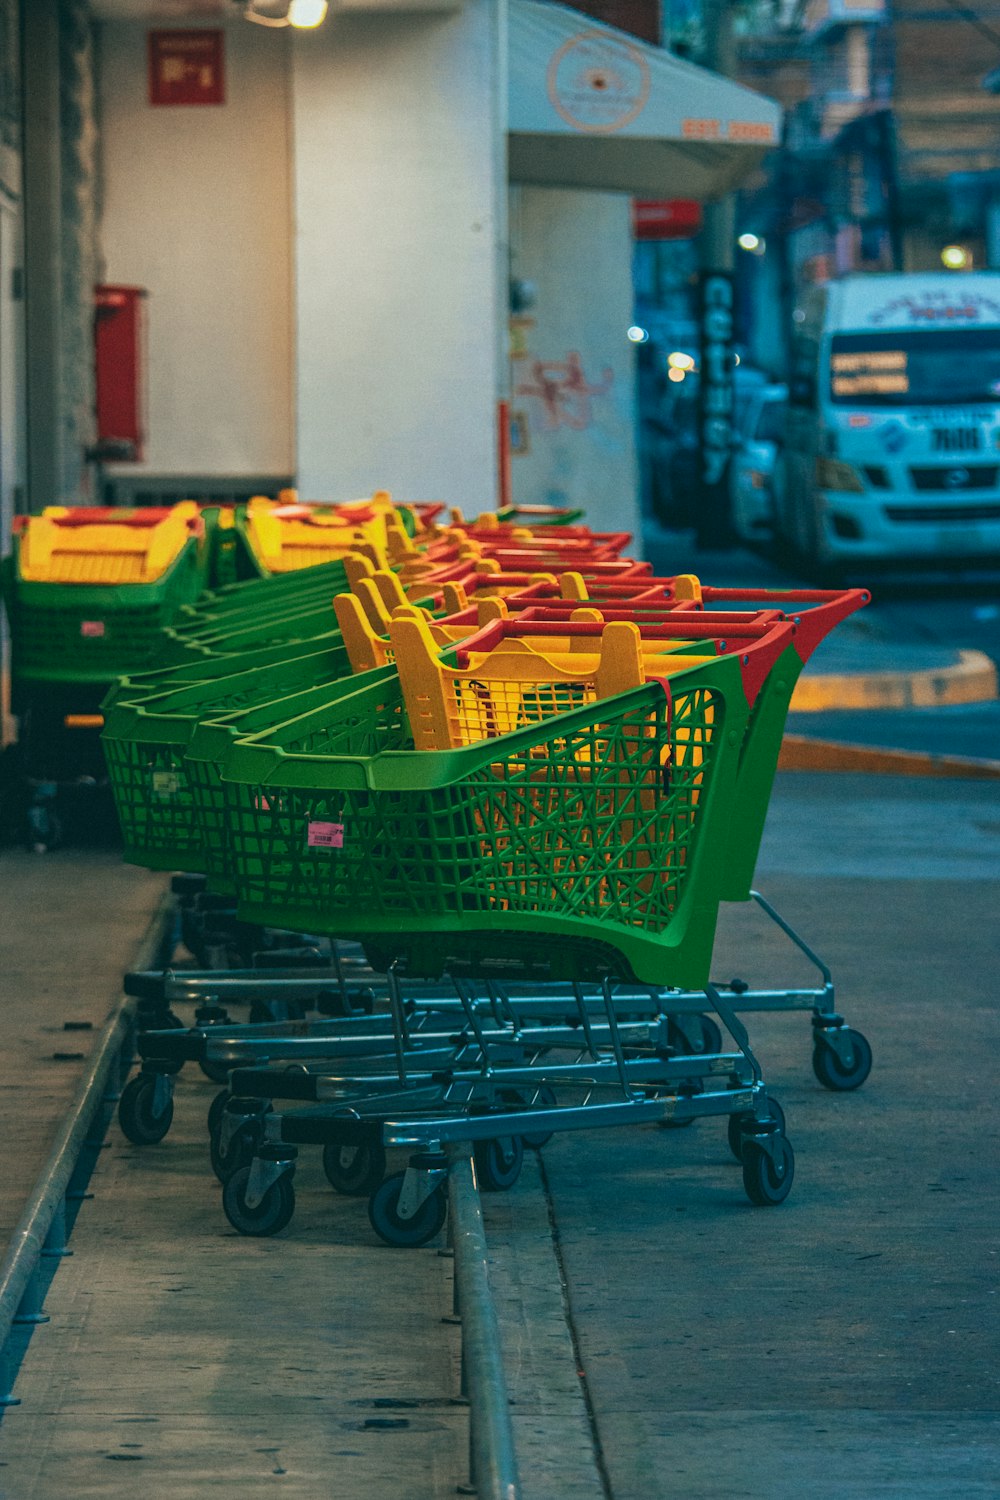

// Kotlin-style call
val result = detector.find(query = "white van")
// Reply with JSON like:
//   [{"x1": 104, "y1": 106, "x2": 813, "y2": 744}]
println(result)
[{"x1": 777, "y1": 272, "x2": 1000, "y2": 566}]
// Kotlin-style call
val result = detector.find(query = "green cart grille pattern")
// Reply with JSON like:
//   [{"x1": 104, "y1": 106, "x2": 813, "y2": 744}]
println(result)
[{"x1": 222, "y1": 683, "x2": 721, "y2": 981}]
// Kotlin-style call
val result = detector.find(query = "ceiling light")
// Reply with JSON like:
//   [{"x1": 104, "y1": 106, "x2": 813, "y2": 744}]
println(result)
[
  {"x1": 289, "y1": 0, "x2": 328, "y2": 26},
  {"x1": 240, "y1": 0, "x2": 328, "y2": 27}
]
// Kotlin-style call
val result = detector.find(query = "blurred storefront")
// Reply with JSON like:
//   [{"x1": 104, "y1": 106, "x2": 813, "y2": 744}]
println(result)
[{"x1": 0, "y1": 0, "x2": 779, "y2": 544}]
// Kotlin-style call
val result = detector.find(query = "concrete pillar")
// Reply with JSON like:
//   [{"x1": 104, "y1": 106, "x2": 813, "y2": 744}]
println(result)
[
  {"x1": 291, "y1": 0, "x2": 507, "y2": 508},
  {"x1": 21, "y1": 0, "x2": 63, "y2": 510},
  {"x1": 508, "y1": 185, "x2": 640, "y2": 542},
  {"x1": 99, "y1": 21, "x2": 295, "y2": 481}
]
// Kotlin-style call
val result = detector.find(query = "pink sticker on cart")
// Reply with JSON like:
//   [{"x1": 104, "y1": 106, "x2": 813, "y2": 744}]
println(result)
[
  {"x1": 307, "y1": 821, "x2": 344, "y2": 849},
  {"x1": 81, "y1": 620, "x2": 105, "y2": 638}
]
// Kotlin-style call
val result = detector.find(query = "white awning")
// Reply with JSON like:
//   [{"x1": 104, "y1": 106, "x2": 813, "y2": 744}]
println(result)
[{"x1": 508, "y1": 1, "x2": 782, "y2": 202}]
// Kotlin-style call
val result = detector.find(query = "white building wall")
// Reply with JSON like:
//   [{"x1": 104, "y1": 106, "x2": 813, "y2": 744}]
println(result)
[
  {"x1": 509, "y1": 186, "x2": 641, "y2": 544},
  {"x1": 291, "y1": 1, "x2": 505, "y2": 507},
  {"x1": 98, "y1": 22, "x2": 294, "y2": 479}
]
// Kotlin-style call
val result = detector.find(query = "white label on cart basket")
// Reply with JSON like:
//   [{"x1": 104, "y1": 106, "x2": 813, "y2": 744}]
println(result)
[
  {"x1": 307, "y1": 821, "x2": 344, "y2": 849},
  {"x1": 152, "y1": 771, "x2": 180, "y2": 798}
]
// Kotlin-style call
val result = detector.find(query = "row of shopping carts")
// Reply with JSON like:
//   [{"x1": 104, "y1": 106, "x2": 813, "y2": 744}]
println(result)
[
  {"x1": 0, "y1": 491, "x2": 453, "y2": 842},
  {"x1": 8, "y1": 492, "x2": 873, "y2": 1242}
]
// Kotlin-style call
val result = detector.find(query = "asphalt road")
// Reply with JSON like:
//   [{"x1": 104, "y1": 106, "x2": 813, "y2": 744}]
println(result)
[
  {"x1": 533, "y1": 772, "x2": 1000, "y2": 1498},
  {"x1": 644, "y1": 522, "x2": 1000, "y2": 760}
]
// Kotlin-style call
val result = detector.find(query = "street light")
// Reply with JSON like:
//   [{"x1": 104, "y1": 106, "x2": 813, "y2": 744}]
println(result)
[{"x1": 941, "y1": 244, "x2": 972, "y2": 269}]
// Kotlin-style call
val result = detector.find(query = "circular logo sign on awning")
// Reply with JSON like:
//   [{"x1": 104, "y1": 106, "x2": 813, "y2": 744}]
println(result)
[{"x1": 546, "y1": 29, "x2": 651, "y2": 135}]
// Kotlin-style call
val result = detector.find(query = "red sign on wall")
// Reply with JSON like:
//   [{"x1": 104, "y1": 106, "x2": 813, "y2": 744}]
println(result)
[
  {"x1": 149, "y1": 30, "x2": 225, "y2": 107},
  {"x1": 632, "y1": 199, "x2": 703, "y2": 241}
]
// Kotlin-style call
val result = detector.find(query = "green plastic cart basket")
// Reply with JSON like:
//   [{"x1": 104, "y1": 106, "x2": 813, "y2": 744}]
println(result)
[
  {"x1": 185, "y1": 664, "x2": 401, "y2": 895},
  {"x1": 219, "y1": 635, "x2": 792, "y2": 990},
  {"x1": 102, "y1": 642, "x2": 351, "y2": 873},
  {"x1": 4, "y1": 520, "x2": 210, "y2": 693}
]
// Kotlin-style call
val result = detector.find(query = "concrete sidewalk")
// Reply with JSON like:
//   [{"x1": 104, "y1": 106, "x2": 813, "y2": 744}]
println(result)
[
  {"x1": 0, "y1": 852, "x2": 167, "y2": 1247},
  {"x1": 0, "y1": 851, "x2": 469, "y2": 1500}
]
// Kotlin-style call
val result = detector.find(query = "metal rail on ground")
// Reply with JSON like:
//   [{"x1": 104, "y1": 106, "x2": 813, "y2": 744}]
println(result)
[
  {"x1": 0, "y1": 890, "x2": 175, "y2": 1405},
  {"x1": 448, "y1": 1146, "x2": 522, "y2": 1500}
]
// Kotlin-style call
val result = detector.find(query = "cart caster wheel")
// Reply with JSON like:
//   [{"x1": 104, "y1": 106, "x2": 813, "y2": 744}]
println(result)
[
  {"x1": 368, "y1": 1172, "x2": 448, "y2": 1248},
  {"x1": 500, "y1": 1086, "x2": 556, "y2": 1149},
  {"x1": 207, "y1": 1089, "x2": 230, "y2": 1137},
  {"x1": 199, "y1": 1057, "x2": 232, "y2": 1086},
  {"x1": 474, "y1": 1134, "x2": 524, "y2": 1192},
  {"x1": 812, "y1": 1029, "x2": 872, "y2": 1092},
  {"x1": 322, "y1": 1136, "x2": 386, "y2": 1196},
  {"x1": 727, "y1": 1094, "x2": 786, "y2": 1163},
  {"x1": 210, "y1": 1119, "x2": 261, "y2": 1184},
  {"x1": 742, "y1": 1134, "x2": 795, "y2": 1207},
  {"x1": 692, "y1": 1013, "x2": 723, "y2": 1054},
  {"x1": 222, "y1": 1165, "x2": 295, "y2": 1237},
  {"x1": 118, "y1": 1074, "x2": 174, "y2": 1145},
  {"x1": 668, "y1": 1013, "x2": 723, "y2": 1056}
]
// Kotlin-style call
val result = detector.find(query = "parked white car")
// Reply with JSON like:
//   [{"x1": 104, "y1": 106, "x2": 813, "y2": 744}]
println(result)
[{"x1": 731, "y1": 382, "x2": 788, "y2": 543}]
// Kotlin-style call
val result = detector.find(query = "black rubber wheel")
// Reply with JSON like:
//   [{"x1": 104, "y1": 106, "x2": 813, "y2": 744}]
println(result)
[
  {"x1": 118, "y1": 1073, "x2": 174, "y2": 1145},
  {"x1": 199, "y1": 1056, "x2": 232, "y2": 1086},
  {"x1": 499, "y1": 1086, "x2": 556, "y2": 1149},
  {"x1": 222, "y1": 1164, "x2": 295, "y2": 1237},
  {"x1": 207, "y1": 1088, "x2": 231, "y2": 1137},
  {"x1": 668, "y1": 1013, "x2": 723, "y2": 1056},
  {"x1": 812, "y1": 1029, "x2": 873, "y2": 1092},
  {"x1": 694, "y1": 1013, "x2": 724, "y2": 1055},
  {"x1": 742, "y1": 1134, "x2": 795, "y2": 1207},
  {"x1": 368, "y1": 1172, "x2": 448, "y2": 1248},
  {"x1": 474, "y1": 1134, "x2": 524, "y2": 1192},
  {"x1": 210, "y1": 1118, "x2": 261, "y2": 1184},
  {"x1": 727, "y1": 1094, "x2": 786, "y2": 1163},
  {"x1": 322, "y1": 1136, "x2": 387, "y2": 1196}
]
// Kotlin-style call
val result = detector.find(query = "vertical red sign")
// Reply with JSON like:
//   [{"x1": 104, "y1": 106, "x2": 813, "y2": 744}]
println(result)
[
  {"x1": 94, "y1": 285, "x2": 147, "y2": 462},
  {"x1": 148, "y1": 30, "x2": 225, "y2": 107}
]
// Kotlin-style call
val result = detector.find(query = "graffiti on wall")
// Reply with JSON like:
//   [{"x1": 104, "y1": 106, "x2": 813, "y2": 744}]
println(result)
[{"x1": 514, "y1": 351, "x2": 614, "y2": 431}]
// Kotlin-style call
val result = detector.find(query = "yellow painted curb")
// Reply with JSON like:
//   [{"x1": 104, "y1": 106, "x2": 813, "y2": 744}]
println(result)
[
  {"x1": 790, "y1": 649, "x2": 997, "y2": 711},
  {"x1": 779, "y1": 734, "x2": 1000, "y2": 779}
]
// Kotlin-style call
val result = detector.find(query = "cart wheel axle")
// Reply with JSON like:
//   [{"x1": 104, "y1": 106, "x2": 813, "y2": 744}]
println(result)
[
  {"x1": 742, "y1": 1133, "x2": 795, "y2": 1206},
  {"x1": 474, "y1": 1134, "x2": 524, "y2": 1192},
  {"x1": 222, "y1": 1164, "x2": 295, "y2": 1237},
  {"x1": 727, "y1": 1094, "x2": 786, "y2": 1163},
  {"x1": 323, "y1": 1135, "x2": 386, "y2": 1196},
  {"x1": 368, "y1": 1171, "x2": 448, "y2": 1248},
  {"x1": 812, "y1": 1027, "x2": 872, "y2": 1092},
  {"x1": 118, "y1": 1073, "x2": 174, "y2": 1145}
]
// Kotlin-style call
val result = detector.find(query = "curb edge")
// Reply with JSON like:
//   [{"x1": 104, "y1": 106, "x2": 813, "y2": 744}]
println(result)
[
  {"x1": 779, "y1": 733, "x2": 1000, "y2": 779},
  {"x1": 791, "y1": 649, "x2": 998, "y2": 712}
]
